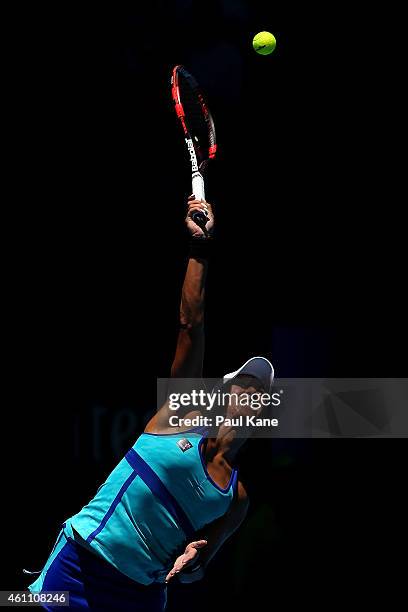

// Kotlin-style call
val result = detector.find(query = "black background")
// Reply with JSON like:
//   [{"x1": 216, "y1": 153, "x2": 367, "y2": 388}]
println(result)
[{"x1": 4, "y1": 1, "x2": 406, "y2": 608}]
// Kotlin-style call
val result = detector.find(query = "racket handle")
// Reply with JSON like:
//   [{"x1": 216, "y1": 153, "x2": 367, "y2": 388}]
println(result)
[
  {"x1": 191, "y1": 172, "x2": 208, "y2": 234},
  {"x1": 192, "y1": 172, "x2": 205, "y2": 201}
]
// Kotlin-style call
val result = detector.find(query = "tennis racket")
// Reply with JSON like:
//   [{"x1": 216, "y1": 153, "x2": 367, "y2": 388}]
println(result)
[{"x1": 171, "y1": 65, "x2": 217, "y2": 232}]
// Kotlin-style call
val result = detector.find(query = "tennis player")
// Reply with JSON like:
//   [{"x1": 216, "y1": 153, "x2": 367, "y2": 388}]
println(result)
[{"x1": 27, "y1": 196, "x2": 274, "y2": 610}]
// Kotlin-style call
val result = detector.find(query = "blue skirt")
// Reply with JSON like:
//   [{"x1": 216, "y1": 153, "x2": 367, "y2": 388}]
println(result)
[{"x1": 28, "y1": 529, "x2": 167, "y2": 611}]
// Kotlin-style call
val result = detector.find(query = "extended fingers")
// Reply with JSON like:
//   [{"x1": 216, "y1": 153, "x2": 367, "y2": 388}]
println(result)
[
  {"x1": 165, "y1": 558, "x2": 187, "y2": 583},
  {"x1": 188, "y1": 540, "x2": 208, "y2": 550},
  {"x1": 165, "y1": 541, "x2": 208, "y2": 583},
  {"x1": 165, "y1": 568, "x2": 176, "y2": 583}
]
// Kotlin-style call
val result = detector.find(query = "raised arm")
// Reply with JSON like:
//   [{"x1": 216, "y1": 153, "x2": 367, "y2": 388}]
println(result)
[
  {"x1": 170, "y1": 257, "x2": 207, "y2": 378},
  {"x1": 170, "y1": 196, "x2": 214, "y2": 378},
  {"x1": 145, "y1": 196, "x2": 214, "y2": 433}
]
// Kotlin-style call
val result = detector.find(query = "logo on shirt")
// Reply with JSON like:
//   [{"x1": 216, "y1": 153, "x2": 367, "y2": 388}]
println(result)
[{"x1": 177, "y1": 438, "x2": 193, "y2": 452}]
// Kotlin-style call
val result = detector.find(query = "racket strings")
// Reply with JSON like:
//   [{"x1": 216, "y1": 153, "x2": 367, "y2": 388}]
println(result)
[{"x1": 179, "y1": 77, "x2": 210, "y2": 150}]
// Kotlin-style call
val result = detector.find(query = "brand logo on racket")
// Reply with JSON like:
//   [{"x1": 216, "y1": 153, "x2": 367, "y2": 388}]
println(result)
[
  {"x1": 185, "y1": 138, "x2": 198, "y2": 172},
  {"x1": 177, "y1": 438, "x2": 193, "y2": 452}
]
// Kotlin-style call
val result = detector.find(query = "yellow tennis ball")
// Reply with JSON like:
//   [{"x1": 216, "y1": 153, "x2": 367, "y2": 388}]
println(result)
[{"x1": 253, "y1": 31, "x2": 276, "y2": 56}]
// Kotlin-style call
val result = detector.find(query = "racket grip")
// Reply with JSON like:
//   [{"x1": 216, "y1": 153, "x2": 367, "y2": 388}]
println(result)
[
  {"x1": 192, "y1": 172, "x2": 205, "y2": 202},
  {"x1": 191, "y1": 172, "x2": 208, "y2": 234}
]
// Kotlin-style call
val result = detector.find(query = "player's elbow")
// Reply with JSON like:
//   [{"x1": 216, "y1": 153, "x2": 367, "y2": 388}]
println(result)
[
  {"x1": 180, "y1": 309, "x2": 204, "y2": 329},
  {"x1": 235, "y1": 483, "x2": 250, "y2": 522},
  {"x1": 237, "y1": 495, "x2": 250, "y2": 522},
  {"x1": 189, "y1": 316, "x2": 204, "y2": 330}
]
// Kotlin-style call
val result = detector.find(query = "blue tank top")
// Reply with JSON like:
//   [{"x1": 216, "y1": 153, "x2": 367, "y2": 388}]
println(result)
[{"x1": 65, "y1": 429, "x2": 238, "y2": 585}]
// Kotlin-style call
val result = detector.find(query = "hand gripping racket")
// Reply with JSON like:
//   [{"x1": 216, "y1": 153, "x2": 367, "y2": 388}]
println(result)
[{"x1": 171, "y1": 65, "x2": 217, "y2": 232}]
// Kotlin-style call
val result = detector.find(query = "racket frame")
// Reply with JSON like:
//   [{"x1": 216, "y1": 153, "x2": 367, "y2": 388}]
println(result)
[{"x1": 171, "y1": 65, "x2": 216, "y2": 202}]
